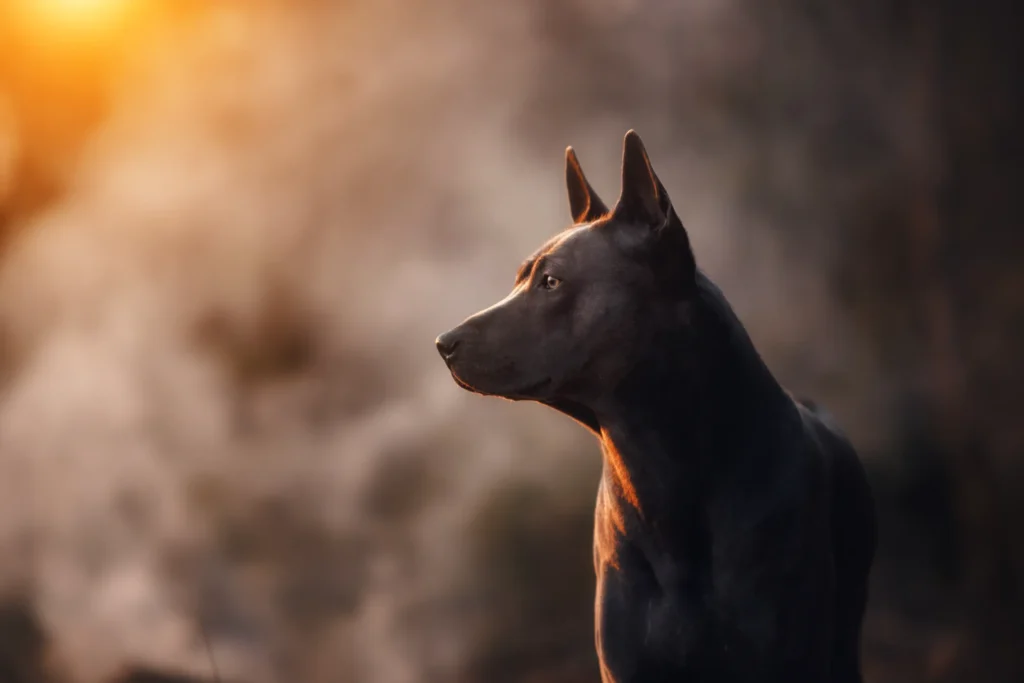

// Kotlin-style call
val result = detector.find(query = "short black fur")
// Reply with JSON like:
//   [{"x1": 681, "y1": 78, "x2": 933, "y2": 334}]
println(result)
[{"x1": 436, "y1": 131, "x2": 876, "y2": 683}]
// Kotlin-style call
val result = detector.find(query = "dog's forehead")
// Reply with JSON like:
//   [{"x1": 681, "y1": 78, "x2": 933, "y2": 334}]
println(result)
[
  {"x1": 540, "y1": 224, "x2": 608, "y2": 262},
  {"x1": 515, "y1": 223, "x2": 621, "y2": 282}
]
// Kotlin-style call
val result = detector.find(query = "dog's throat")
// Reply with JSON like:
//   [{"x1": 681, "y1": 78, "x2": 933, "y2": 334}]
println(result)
[{"x1": 599, "y1": 433, "x2": 645, "y2": 518}]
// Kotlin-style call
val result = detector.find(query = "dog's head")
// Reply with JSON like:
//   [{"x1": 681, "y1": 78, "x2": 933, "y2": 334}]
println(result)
[{"x1": 436, "y1": 130, "x2": 698, "y2": 403}]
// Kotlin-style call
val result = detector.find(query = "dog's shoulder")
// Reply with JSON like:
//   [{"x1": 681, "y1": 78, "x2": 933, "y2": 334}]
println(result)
[
  {"x1": 791, "y1": 393, "x2": 874, "y2": 520},
  {"x1": 792, "y1": 393, "x2": 845, "y2": 446}
]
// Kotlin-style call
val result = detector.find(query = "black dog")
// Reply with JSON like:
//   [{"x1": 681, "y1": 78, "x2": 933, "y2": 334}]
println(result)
[{"x1": 436, "y1": 131, "x2": 876, "y2": 683}]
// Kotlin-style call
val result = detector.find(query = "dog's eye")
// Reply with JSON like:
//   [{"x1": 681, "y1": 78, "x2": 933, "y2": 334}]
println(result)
[{"x1": 542, "y1": 275, "x2": 561, "y2": 290}]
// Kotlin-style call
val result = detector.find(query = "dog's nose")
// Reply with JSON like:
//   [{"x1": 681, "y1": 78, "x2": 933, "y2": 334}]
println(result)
[{"x1": 435, "y1": 331, "x2": 461, "y2": 360}]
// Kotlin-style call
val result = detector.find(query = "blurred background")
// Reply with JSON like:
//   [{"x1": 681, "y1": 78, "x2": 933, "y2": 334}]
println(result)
[{"x1": 0, "y1": 1, "x2": 1021, "y2": 682}]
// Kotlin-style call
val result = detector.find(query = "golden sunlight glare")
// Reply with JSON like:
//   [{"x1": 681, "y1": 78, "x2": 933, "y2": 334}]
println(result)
[{"x1": 14, "y1": 0, "x2": 137, "y2": 39}]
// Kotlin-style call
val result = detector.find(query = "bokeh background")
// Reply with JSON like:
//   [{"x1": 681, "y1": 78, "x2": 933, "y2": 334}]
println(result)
[{"x1": 1, "y1": 1, "x2": 1021, "y2": 682}]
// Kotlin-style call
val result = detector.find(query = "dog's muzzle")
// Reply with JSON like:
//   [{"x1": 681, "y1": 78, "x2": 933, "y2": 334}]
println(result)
[{"x1": 435, "y1": 329, "x2": 461, "y2": 364}]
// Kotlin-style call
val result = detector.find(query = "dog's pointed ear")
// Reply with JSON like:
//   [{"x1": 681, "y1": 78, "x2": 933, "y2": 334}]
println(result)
[
  {"x1": 615, "y1": 130, "x2": 696, "y2": 287},
  {"x1": 615, "y1": 130, "x2": 666, "y2": 224},
  {"x1": 565, "y1": 146, "x2": 608, "y2": 224}
]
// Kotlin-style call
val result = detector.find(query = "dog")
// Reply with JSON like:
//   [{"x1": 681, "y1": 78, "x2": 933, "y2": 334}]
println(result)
[{"x1": 435, "y1": 130, "x2": 877, "y2": 683}]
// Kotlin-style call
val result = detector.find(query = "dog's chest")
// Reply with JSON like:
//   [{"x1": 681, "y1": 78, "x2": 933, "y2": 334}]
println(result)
[
  {"x1": 593, "y1": 549, "x2": 713, "y2": 682},
  {"x1": 591, "y1": 480, "x2": 797, "y2": 682},
  {"x1": 592, "y1": 480, "x2": 711, "y2": 656}
]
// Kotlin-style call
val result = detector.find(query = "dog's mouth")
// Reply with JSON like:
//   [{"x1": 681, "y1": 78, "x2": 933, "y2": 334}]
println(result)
[
  {"x1": 505, "y1": 377, "x2": 552, "y2": 399},
  {"x1": 450, "y1": 371, "x2": 476, "y2": 393},
  {"x1": 448, "y1": 370, "x2": 551, "y2": 400}
]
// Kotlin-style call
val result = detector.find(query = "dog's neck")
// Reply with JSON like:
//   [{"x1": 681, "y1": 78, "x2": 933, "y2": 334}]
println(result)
[{"x1": 590, "y1": 274, "x2": 796, "y2": 522}]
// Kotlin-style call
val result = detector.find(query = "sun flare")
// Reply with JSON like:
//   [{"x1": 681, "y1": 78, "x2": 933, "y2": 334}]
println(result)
[{"x1": 13, "y1": 0, "x2": 138, "y2": 39}]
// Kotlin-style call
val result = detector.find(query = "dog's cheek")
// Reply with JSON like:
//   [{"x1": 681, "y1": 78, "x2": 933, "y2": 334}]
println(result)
[
  {"x1": 568, "y1": 288, "x2": 606, "y2": 334},
  {"x1": 573, "y1": 284, "x2": 633, "y2": 341}
]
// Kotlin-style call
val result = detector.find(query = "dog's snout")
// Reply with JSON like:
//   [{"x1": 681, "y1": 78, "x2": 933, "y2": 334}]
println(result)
[{"x1": 435, "y1": 330, "x2": 461, "y2": 360}]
